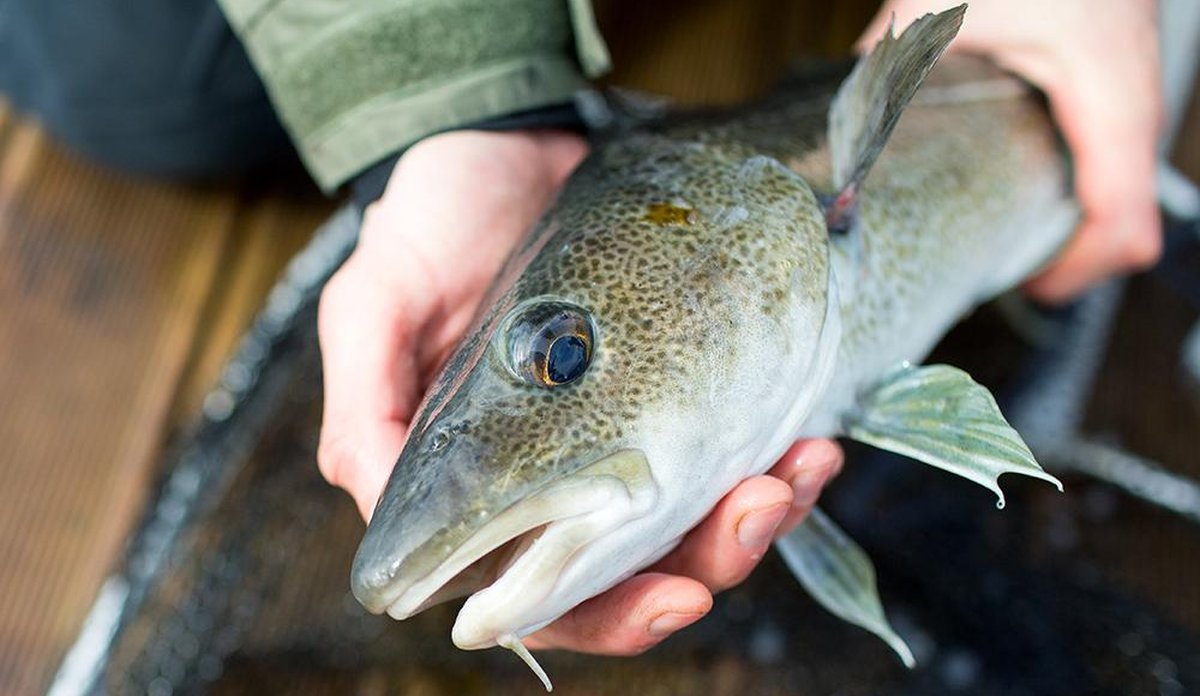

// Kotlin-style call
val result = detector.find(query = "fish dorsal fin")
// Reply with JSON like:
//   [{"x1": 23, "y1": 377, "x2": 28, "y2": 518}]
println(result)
[
  {"x1": 845, "y1": 363, "x2": 1063, "y2": 507},
  {"x1": 777, "y1": 507, "x2": 915, "y2": 667},
  {"x1": 826, "y1": 5, "x2": 965, "y2": 229}
]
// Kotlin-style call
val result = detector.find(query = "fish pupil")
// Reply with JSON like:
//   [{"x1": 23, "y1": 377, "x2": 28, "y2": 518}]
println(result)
[{"x1": 546, "y1": 335, "x2": 588, "y2": 385}]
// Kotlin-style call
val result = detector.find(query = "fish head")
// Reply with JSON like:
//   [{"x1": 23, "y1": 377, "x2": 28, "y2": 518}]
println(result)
[{"x1": 351, "y1": 134, "x2": 840, "y2": 651}]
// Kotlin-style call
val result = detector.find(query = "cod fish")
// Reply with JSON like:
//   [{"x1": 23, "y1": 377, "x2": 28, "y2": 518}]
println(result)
[{"x1": 351, "y1": 6, "x2": 1074, "y2": 689}]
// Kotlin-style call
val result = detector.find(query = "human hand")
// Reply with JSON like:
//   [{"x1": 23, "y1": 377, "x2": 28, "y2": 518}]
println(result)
[
  {"x1": 318, "y1": 130, "x2": 588, "y2": 519},
  {"x1": 860, "y1": 0, "x2": 1163, "y2": 302},
  {"x1": 316, "y1": 129, "x2": 844, "y2": 654}
]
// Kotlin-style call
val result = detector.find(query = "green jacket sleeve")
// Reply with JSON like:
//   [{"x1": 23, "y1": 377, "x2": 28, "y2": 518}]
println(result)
[{"x1": 216, "y1": 0, "x2": 610, "y2": 191}]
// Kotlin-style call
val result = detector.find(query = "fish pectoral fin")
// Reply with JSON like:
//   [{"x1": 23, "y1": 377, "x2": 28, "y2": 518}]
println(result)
[
  {"x1": 826, "y1": 4, "x2": 964, "y2": 230},
  {"x1": 776, "y1": 507, "x2": 915, "y2": 667},
  {"x1": 846, "y1": 363, "x2": 1063, "y2": 507}
]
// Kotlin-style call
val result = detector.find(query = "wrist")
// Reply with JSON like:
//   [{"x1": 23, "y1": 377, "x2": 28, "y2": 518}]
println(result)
[{"x1": 351, "y1": 104, "x2": 589, "y2": 210}]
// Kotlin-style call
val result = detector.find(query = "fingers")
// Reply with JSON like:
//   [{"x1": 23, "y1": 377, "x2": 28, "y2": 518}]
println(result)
[
  {"x1": 862, "y1": 1, "x2": 1163, "y2": 303},
  {"x1": 315, "y1": 415, "x2": 406, "y2": 521},
  {"x1": 317, "y1": 255, "x2": 418, "y2": 520},
  {"x1": 653, "y1": 439, "x2": 844, "y2": 593},
  {"x1": 1023, "y1": 48, "x2": 1162, "y2": 301},
  {"x1": 525, "y1": 573, "x2": 712, "y2": 655},
  {"x1": 528, "y1": 130, "x2": 591, "y2": 184},
  {"x1": 1024, "y1": 208, "x2": 1161, "y2": 302},
  {"x1": 769, "y1": 438, "x2": 845, "y2": 536},
  {"x1": 524, "y1": 439, "x2": 844, "y2": 655},
  {"x1": 317, "y1": 130, "x2": 589, "y2": 521},
  {"x1": 652, "y1": 476, "x2": 793, "y2": 592}
]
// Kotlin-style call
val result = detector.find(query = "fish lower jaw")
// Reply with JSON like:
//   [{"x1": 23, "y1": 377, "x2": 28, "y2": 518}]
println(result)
[
  {"x1": 449, "y1": 491, "x2": 644, "y2": 650},
  {"x1": 382, "y1": 449, "x2": 660, "y2": 629},
  {"x1": 382, "y1": 479, "x2": 624, "y2": 623},
  {"x1": 384, "y1": 518, "x2": 564, "y2": 625}
]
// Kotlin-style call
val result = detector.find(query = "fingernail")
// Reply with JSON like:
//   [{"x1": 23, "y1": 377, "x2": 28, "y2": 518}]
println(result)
[
  {"x1": 736, "y1": 503, "x2": 789, "y2": 550},
  {"x1": 648, "y1": 611, "x2": 705, "y2": 637},
  {"x1": 790, "y1": 466, "x2": 828, "y2": 509}
]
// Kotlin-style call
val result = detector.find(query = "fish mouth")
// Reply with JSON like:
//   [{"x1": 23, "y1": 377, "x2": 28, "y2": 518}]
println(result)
[{"x1": 373, "y1": 450, "x2": 657, "y2": 643}]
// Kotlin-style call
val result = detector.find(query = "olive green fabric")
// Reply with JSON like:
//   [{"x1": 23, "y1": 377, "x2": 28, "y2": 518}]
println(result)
[{"x1": 217, "y1": 0, "x2": 611, "y2": 191}]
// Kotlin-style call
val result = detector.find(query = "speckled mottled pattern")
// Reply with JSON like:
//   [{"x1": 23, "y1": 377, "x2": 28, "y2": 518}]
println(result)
[
  {"x1": 829, "y1": 77, "x2": 1068, "y2": 382},
  {"x1": 709, "y1": 59, "x2": 1072, "y2": 417},
  {"x1": 356, "y1": 131, "x2": 828, "y2": 601},
  {"x1": 354, "y1": 56, "x2": 1072, "y2": 606}
]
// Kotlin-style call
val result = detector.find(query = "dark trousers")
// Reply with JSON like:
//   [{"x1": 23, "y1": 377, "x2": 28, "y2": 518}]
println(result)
[{"x1": 0, "y1": 0, "x2": 291, "y2": 178}]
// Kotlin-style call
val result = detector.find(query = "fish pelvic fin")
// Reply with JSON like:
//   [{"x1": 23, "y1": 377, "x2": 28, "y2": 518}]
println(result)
[
  {"x1": 846, "y1": 363, "x2": 1063, "y2": 508},
  {"x1": 777, "y1": 507, "x2": 915, "y2": 667},
  {"x1": 826, "y1": 4, "x2": 965, "y2": 231}
]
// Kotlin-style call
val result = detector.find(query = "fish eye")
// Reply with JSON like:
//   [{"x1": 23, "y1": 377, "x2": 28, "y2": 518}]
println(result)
[{"x1": 502, "y1": 301, "x2": 595, "y2": 388}]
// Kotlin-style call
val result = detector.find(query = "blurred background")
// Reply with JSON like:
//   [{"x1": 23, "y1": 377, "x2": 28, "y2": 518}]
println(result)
[{"x1": 2, "y1": 0, "x2": 1199, "y2": 694}]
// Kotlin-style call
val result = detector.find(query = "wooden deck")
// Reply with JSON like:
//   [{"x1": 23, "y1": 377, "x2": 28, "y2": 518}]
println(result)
[{"x1": 0, "y1": 0, "x2": 1194, "y2": 692}]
